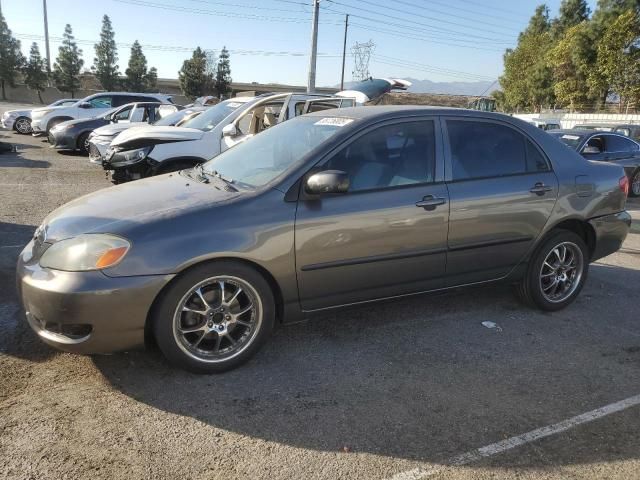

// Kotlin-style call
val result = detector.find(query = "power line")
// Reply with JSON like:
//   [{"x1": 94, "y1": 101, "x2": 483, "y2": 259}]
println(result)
[
  {"x1": 15, "y1": 33, "x2": 345, "y2": 57},
  {"x1": 449, "y1": 0, "x2": 530, "y2": 19},
  {"x1": 327, "y1": 0, "x2": 515, "y2": 41},
  {"x1": 324, "y1": 3, "x2": 513, "y2": 45},
  {"x1": 349, "y1": 0, "x2": 522, "y2": 34},
  {"x1": 113, "y1": 0, "x2": 343, "y2": 25},
  {"x1": 348, "y1": 22, "x2": 505, "y2": 52},
  {"x1": 391, "y1": 0, "x2": 529, "y2": 25},
  {"x1": 373, "y1": 54, "x2": 495, "y2": 81}
]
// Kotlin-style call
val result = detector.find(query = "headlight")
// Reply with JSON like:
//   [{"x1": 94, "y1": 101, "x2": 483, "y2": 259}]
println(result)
[
  {"x1": 53, "y1": 123, "x2": 73, "y2": 131},
  {"x1": 39, "y1": 234, "x2": 130, "y2": 271},
  {"x1": 109, "y1": 146, "x2": 152, "y2": 166}
]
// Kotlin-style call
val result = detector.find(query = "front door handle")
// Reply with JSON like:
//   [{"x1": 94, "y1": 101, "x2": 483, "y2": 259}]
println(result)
[
  {"x1": 530, "y1": 182, "x2": 553, "y2": 195},
  {"x1": 416, "y1": 195, "x2": 446, "y2": 210}
]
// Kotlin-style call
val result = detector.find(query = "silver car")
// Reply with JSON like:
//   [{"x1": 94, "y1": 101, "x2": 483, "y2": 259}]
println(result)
[{"x1": 17, "y1": 107, "x2": 631, "y2": 373}]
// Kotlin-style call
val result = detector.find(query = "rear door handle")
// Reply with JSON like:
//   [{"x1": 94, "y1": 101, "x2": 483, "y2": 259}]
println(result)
[
  {"x1": 416, "y1": 195, "x2": 446, "y2": 210},
  {"x1": 530, "y1": 182, "x2": 553, "y2": 195}
]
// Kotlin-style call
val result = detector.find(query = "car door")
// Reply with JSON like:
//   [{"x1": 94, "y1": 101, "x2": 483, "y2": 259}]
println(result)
[
  {"x1": 443, "y1": 117, "x2": 558, "y2": 286},
  {"x1": 601, "y1": 134, "x2": 640, "y2": 162},
  {"x1": 295, "y1": 118, "x2": 449, "y2": 311}
]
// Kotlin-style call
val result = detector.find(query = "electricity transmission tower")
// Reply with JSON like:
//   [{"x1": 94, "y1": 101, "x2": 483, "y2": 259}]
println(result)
[{"x1": 351, "y1": 40, "x2": 375, "y2": 81}]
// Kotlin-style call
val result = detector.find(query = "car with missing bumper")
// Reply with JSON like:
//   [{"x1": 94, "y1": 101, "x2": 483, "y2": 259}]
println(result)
[
  {"x1": 1, "y1": 99, "x2": 75, "y2": 134},
  {"x1": 48, "y1": 102, "x2": 180, "y2": 154},
  {"x1": 17, "y1": 107, "x2": 631, "y2": 373},
  {"x1": 88, "y1": 106, "x2": 206, "y2": 164},
  {"x1": 550, "y1": 129, "x2": 640, "y2": 196}
]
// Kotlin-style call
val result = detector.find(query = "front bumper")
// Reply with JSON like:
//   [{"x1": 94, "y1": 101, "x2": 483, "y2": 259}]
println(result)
[
  {"x1": 1, "y1": 116, "x2": 16, "y2": 130},
  {"x1": 589, "y1": 210, "x2": 632, "y2": 261},
  {"x1": 17, "y1": 240, "x2": 174, "y2": 354},
  {"x1": 89, "y1": 137, "x2": 111, "y2": 164},
  {"x1": 48, "y1": 128, "x2": 77, "y2": 150},
  {"x1": 31, "y1": 118, "x2": 45, "y2": 134}
]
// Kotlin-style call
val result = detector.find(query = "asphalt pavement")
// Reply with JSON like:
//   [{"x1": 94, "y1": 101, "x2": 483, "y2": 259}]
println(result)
[{"x1": 1, "y1": 103, "x2": 639, "y2": 480}]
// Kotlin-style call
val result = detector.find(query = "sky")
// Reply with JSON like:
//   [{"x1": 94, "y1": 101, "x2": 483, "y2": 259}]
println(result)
[{"x1": 1, "y1": 0, "x2": 599, "y2": 92}]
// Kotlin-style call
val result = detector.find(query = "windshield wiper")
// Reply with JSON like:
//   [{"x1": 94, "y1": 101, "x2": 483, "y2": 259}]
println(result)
[
  {"x1": 207, "y1": 168, "x2": 238, "y2": 192},
  {"x1": 192, "y1": 163, "x2": 210, "y2": 184}
]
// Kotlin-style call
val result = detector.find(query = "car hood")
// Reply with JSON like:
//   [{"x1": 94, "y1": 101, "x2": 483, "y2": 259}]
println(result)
[
  {"x1": 32, "y1": 105, "x2": 67, "y2": 114},
  {"x1": 110, "y1": 125, "x2": 204, "y2": 149},
  {"x1": 41, "y1": 172, "x2": 238, "y2": 242},
  {"x1": 59, "y1": 117, "x2": 107, "y2": 129},
  {"x1": 3, "y1": 109, "x2": 30, "y2": 117},
  {"x1": 93, "y1": 122, "x2": 140, "y2": 137}
]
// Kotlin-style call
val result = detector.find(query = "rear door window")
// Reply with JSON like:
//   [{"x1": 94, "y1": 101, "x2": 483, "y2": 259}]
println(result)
[
  {"x1": 447, "y1": 120, "x2": 540, "y2": 180},
  {"x1": 605, "y1": 135, "x2": 639, "y2": 153}
]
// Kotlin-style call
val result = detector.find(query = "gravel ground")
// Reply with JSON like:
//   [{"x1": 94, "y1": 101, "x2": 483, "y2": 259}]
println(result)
[{"x1": 1, "y1": 103, "x2": 640, "y2": 480}]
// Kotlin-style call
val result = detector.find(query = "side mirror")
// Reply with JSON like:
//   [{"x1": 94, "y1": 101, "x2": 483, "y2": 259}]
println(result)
[
  {"x1": 222, "y1": 124, "x2": 238, "y2": 137},
  {"x1": 305, "y1": 170, "x2": 350, "y2": 195},
  {"x1": 78, "y1": 101, "x2": 92, "y2": 109},
  {"x1": 582, "y1": 145, "x2": 601, "y2": 154}
]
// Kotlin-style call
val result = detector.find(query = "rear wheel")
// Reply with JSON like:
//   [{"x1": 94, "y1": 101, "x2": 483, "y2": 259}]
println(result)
[
  {"x1": 153, "y1": 261, "x2": 275, "y2": 373},
  {"x1": 630, "y1": 169, "x2": 640, "y2": 197},
  {"x1": 14, "y1": 117, "x2": 32, "y2": 134},
  {"x1": 515, "y1": 230, "x2": 589, "y2": 311}
]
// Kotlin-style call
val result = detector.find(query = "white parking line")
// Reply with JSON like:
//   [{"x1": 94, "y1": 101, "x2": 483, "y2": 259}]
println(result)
[{"x1": 389, "y1": 394, "x2": 640, "y2": 480}]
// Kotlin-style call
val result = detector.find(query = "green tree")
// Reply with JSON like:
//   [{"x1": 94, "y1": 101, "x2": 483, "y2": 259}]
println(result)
[
  {"x1": 53, "y1": 24, "x2": 84, "y2": 98},
  {"x1": 124, "y1": 40, "x2": 157, "y2": 92},
  {"x1": 93, "y1": 15, "x2": 120, "y2": 90},
  {"x1": 215, "y1": 46, "x2": 232, "y2": 98},
  {"x1": 0, "y1": 13, "x2": 25, "y2": 100},
  {"x1": 548, "y1": 22, "x2": 598, "y2": 111},
  {"x1": 552, "y1": 0, "x2": 591, "y2": 37},
  {"x1": 595, "y1": 9, "x2": 640, "y2": 111},
  {"x1": 23, "y1": 43, "x2": 48, "y2": 103},
  {"x1": 178, "y1": 47, "x2": 213, "y2": 100},
  {"x1": 501, "y1": 5, "x2": 555, "y2": 112}
]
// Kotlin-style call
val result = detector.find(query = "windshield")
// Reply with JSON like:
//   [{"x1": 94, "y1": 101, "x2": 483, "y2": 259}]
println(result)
[
  {"x1": 202, "y1": 115, "x2": 354, "y2": 188},
  {"x1": 549, "y1": 132, "x2": 584, "y2": 150},
  {"x1": 181, "y1": 100, "x2": 247, "y2": 131}
]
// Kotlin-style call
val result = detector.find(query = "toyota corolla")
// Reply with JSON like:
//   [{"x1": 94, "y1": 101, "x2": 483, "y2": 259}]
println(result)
[{"x1": 17, "y1": 107, "x2": 631, "y2": 373}]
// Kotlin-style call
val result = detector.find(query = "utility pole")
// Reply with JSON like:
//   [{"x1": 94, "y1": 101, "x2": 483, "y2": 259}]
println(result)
[
  {"x1": 306, "y1": 0, "x2": 320, "y2": 93},
  {"x1": 43, "y1": 0, "x2": 51, "y2": 73},
  {"x1": 340, "y1": 14, "x2": 349, "y2": 91}
]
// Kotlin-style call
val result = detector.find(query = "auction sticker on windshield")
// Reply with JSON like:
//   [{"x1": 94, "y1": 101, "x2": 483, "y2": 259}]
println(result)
[
  {"x1": 562, "y1": 134, "x2": 581, "y2": 140},
  {"x1": 314, "y1": 117, "x2": 354, "y2": 127}
]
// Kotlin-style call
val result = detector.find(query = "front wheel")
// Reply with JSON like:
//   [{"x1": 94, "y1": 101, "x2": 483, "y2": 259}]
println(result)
[
  {"x1": 77, "y1": 132, "x2": 91, "y2": 155},
  {"x1": 630, "y1": 169, "x2": 640, "y2": 198},
  {"x1": 153, "y1": 261, "x2": 276, "y2": 373},
  {"x1": 515, "y1": 230, "x2": 589, "y2": 311},
  {"x1": 14, "y1": 117, "x2": 32, "y2": 134}
]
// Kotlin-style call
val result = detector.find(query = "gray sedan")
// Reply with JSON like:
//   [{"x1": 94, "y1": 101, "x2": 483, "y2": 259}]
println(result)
[{"x1": 17, "y1": 107, "x2": 631, "y2": 373}]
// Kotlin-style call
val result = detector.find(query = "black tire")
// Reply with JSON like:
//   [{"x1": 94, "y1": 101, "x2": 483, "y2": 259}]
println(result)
[
  {"x1": 630, "y1": 169, "x2": 640, "y2": 198},
  {"x1": 153, "y1": 261, "x2": 276, "y2": 373},
  {"x1": 515, "y1": 229, "x2": 589, "y2": 311},
  {"x1": 13, "y1": 116, "x2": 32, "y2": 134},
  {"x1": 77, "y1": 132, "x2": 90, "y2": 155}
]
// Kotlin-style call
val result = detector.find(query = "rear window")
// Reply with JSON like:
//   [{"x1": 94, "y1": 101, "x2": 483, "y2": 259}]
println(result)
[{"x1": 448, "y1": 120, "x2": 544, "y2": 180}]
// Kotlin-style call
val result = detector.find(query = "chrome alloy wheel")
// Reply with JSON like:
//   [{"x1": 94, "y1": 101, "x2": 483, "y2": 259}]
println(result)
[
  {"x1": 172, "y1": 276, "x2": 262, "y2": 363},
  {"x1": 15, "y1": 117, "x2": 32, "y2": 134},
  {"x1": 539, "y1": 242, "x2": 584, "y2": 303}
]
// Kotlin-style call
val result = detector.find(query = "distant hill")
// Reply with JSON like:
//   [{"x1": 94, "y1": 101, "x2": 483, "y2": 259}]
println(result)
[{"x1": 338, "y1": 77, "x2": 497, "y2": 96}]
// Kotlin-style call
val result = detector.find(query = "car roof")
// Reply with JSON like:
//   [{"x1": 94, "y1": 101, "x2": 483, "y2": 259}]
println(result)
[
  {"x1": 304, "y1": 105, "x2": 509, "y2": 120},
  {"x1": 553, "y1": 129, "x2": 592, "y2": 135}
]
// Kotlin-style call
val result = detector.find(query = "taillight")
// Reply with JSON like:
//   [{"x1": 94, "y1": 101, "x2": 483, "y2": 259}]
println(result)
[{"x1": 619, "y1": 176, "x2": 629, "y2": 196}]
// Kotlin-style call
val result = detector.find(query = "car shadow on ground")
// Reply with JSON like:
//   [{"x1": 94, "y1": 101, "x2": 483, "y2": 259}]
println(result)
[
  {"x1": 92, "y1": 262, "x2": 640, "y2": 465},
  {"x1": 0, "y1": 144, "x2": 50, "y2": 168}
]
